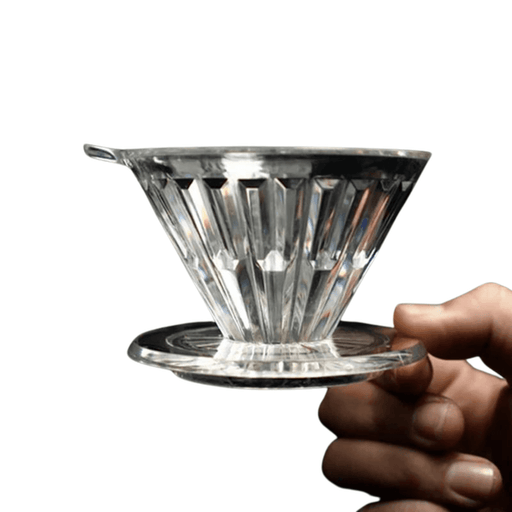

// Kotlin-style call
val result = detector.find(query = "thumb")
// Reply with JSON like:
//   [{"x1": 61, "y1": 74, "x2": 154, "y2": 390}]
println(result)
[{"x1": 394, "y1": 283, "x2": 512, "y2": 383}]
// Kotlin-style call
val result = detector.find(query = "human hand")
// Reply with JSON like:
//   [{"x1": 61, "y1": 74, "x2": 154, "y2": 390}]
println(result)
[{"x1": 319, "y1": 283, "x2": 512, "y2": 511}]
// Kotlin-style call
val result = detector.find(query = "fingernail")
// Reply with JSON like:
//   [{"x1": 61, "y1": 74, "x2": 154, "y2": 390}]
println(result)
[
  {"x1": 446, "y1": 461, "x2": 497, "y2": 504},
  {"x1": 412, "y1": 399, "x2": 449, "y2": 443}
]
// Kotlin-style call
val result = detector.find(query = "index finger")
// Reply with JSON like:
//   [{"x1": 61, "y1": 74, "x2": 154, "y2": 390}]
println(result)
[{"x1": 394, "y1": 283, "x2": 512, "y2": 383}]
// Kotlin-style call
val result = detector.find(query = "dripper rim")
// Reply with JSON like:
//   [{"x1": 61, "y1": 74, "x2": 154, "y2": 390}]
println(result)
[{"x1": 84, "y1": 144, "x2": 431, "y2": 162}]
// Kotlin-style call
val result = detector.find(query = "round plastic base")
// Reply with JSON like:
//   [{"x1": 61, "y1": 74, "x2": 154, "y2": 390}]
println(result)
[{"x1": 128, "y1": 321, "x2": 426, "y2": 389}]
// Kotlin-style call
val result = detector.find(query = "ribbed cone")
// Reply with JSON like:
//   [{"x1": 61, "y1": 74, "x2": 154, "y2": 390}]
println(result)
[{"x1": 86, "y1": 146, "x2": 430, "y2": 345}]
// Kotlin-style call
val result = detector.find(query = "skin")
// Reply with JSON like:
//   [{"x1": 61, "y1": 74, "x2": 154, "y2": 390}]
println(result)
[{"x1": 318, "y1": 283, "x2": 512, "y2": 511}]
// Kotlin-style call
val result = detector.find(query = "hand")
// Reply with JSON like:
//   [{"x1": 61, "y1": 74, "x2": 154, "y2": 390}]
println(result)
[{"x1": 319, "y1": 283, "x2": 512, "y2": 511}]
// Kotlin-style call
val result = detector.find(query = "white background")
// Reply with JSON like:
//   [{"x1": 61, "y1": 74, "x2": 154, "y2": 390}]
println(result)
[{"x1": 2, "y1": 1, "x2": 511, "y2": 510}]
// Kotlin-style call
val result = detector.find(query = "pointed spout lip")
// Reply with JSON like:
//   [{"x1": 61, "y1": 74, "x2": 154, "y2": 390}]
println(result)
[{"x1": 84, "y1": 144, "x2": 124, "y2": 164}]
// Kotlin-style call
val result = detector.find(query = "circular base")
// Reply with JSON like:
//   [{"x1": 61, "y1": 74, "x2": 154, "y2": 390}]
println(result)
[{"x1": 128, "y1": 321, "x2": 426, "y2": 389}]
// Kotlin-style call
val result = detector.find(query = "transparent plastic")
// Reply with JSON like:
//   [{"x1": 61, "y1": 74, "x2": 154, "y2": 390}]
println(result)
[{"x1": 85, "y1": 145, "x2": 430, "y2": 388}]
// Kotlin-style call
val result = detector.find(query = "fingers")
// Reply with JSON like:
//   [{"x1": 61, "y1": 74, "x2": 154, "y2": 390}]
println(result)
[
  {"x1": 322, "y1": 439, "x2": 502, "y2": 509},
  {"x1": 394, "y1": 283, "x2": 512, "y2": 382},
  {"x1": 319, "y1": 383, "x2": 464, "y2": 451}
]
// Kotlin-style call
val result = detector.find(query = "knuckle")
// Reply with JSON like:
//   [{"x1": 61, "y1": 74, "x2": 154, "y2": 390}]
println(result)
[
  {"x1": 474, "y1": 282, "x2": 511, "y2": 302},
  {"x1": 318, "y1": 389, "x2": 334, "y2": 426},
  {"x1": 321, "y1": 440, "x2": 339, "y2": 481}
]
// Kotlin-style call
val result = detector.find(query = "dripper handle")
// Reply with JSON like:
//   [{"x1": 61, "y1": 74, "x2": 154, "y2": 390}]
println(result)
[{"x1": 84, "y1": 144, "x2": 123, "y2": 164}]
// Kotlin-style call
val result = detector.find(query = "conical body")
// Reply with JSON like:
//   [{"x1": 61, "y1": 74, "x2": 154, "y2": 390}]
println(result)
[{"x1": 95, "y1": 147, "x2": 429, "y2": 344}]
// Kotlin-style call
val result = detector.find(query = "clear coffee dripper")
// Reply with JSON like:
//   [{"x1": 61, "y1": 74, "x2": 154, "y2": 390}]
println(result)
[{"x1": 85, "y1": 145, "x2": 430, "y2": 388}]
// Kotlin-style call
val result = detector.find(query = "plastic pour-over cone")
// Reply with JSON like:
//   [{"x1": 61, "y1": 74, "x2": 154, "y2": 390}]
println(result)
[{"x1": 86, "y1": 145, "x2": 430, "y2": 388}]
